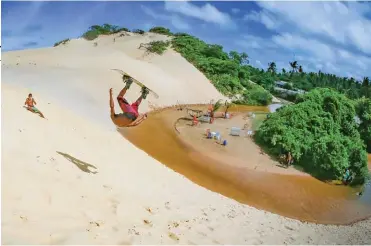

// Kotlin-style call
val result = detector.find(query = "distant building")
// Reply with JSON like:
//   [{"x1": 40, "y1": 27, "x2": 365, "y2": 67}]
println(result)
[
  {"x1": 275, "y1": 81, "x2": 289, "y2": 88},
  {"x1": 274, "y1": 80, "x2": 306, "y2": 95}
]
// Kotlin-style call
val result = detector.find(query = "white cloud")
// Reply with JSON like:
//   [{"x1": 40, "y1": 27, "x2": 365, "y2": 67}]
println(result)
[
  {"x1": 164, "y1": 1, "x2": 235, "y2": 28},
  {"x1": 235, "y1": 34, "x2": 277, "y2": 50},
  {"x1": 245, "y1": 1, "x2": 371, "y2": 54},
  {"x1": 2, "y1": 2, "x2": 44, "y2": 36},
  {"x1": 231, "y1": 8, "x2": 240, "y2": 14},
  {"x1": 243, "y1": 10, "x2": 280, "y2": 30},
  {"x1": 170, "y1": 15, "x2": 190, "y2": 31},
  {"x1": 255, "y1": 60, "x2": 263, "y2": 68},
  {"x1": 272, "y1": 33, "x2": 336, "y2": 62},
  {"x1": 141, "y1": 5, "x2": 190, "y2": 31}
]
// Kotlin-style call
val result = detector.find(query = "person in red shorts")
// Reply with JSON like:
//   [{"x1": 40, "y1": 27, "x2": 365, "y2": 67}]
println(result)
[{"x1": 109, "y1": 76, "x2": 149, "y2": 127}]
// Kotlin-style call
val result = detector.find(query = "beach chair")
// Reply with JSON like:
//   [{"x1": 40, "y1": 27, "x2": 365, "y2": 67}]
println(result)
[{"x1": 230, "y1": 127, "x2": 241, "y2": 136}]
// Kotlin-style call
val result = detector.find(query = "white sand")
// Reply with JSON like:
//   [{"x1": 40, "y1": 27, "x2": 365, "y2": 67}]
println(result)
[{"x1": 2, "y1": 33, "x2": 371, "y2": 244}]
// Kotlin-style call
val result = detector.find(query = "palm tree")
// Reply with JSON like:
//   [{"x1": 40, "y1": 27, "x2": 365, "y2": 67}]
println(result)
[
  {"x1": 240, "y1": 52, "x2": 249, "y2": 64},
  {"x1": 289, "y1": 61, "x2": 298, "y2": 73},
  {"x1": 224, "y1": 100, "x2": 233, "y2": 116},
  {"x1": 267, "y1": 62, "x2": 277, "y2": 74},
  {"x1": 362, "y1": 77, "x2": 370, "y2": 97},
  {"x1": 212, "y1": 99, "x2": 223, "y2": 113}
]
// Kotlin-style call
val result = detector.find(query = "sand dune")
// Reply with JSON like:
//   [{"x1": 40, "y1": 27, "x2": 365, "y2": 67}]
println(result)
[{"x1": 2, "y1": 33, "x2": 371, "y2": 244}]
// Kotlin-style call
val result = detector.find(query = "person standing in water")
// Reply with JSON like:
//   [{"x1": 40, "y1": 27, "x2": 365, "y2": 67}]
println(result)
[
  {"x1": 109, "y1": 76, "x2": 149, "y2": 127},
  {"x1": 24, "y1": 93, "x2": 45, "y2": 118}
]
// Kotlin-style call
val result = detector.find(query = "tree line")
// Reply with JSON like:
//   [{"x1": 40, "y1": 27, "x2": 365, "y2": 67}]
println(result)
[{"x1": 54, "y1": 25, "x2": 371, "y2": 183}]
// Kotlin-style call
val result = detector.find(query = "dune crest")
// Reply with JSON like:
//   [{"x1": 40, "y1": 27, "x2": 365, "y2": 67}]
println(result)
[{"x1": 2, "y1": 33, "x2": 371, "y2": 244}]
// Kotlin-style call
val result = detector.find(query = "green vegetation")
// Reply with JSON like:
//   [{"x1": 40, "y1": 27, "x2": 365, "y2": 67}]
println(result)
[
  {"x1": 145, "y1": 41, "x2": 170, "y2": 55},
  {"x1": 271, "y1": 63, "x2": 370, "y2": 101},
  {"x1": 82, "y1": 24, "x2": 130, "y2": 40},
  {"x1": 149, "y1": 26, "x2": 172, "y2": 36},
  {"x1": 54, "y1": 38, "x2": 70, "y2": 47},
  {"x1": 132, "y1": 29, "x2": 145, "y2": 34},
  {"x1": 355, "y1": 98, "x2": 371, "y2": 153},
  {"x1": 255, "y1": 88, "x2": 369, "y2": 185},
  {"x1": 171, "y1": 34, "x2": 273, "y2": 101},
  {"x1": 234, "y1": 83, "x2": 273, "y2": 106}
]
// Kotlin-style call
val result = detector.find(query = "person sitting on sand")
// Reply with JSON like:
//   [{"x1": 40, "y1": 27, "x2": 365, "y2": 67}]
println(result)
[
  {"x1": 24, "y1": 93, "x2": 45, "y2": 118},
  {"x1": 109, "y1": 77, "x2": 149, "y2": 127}
]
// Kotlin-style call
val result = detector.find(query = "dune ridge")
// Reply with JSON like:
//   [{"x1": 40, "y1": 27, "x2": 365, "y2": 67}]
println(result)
[{"x1": 2, "y1": 33, "x2": 371, "y2": 244}]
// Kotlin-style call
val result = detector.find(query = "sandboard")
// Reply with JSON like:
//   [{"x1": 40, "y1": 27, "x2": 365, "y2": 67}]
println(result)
[{"x1": 111, "y1": 69, "x2": 159, "y2": 99}]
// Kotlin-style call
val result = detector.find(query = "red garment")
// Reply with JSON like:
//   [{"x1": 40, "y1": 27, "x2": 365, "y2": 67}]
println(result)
[{"x1": 118, "y1": 97, "x2": 141, "y2": 117}]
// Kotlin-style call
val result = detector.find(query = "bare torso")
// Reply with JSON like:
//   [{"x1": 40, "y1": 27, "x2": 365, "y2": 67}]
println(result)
[
  {"x1": 112, "y1": 114, "x2": 147, "y2": 128},
  {"x1": 25, "y1": 98, "x2": 35, "y2": 108}
]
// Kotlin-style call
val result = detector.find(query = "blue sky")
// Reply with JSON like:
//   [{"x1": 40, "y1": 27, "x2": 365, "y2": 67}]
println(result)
[{"x1": 2, "y1": 1, "x2": 371, "y2": 80}]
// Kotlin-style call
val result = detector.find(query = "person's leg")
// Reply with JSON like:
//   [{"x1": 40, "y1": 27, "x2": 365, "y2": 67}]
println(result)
[
  {"x1": 38, "y1": 112, "x2": 45, "y2": 118},
  {"x1": 131, "y1": 95, "x2": 143, "y2": 109},
  {"x1": 117, "y1": 78, "x2": 135, "y2": 113},
  {"x1": 117, "y1": 76, "x2": 134, "y2": 98},
  {"x1": 30, "y1": 106, "x2": 45, "y2": 118},
  {"x1": 109, "y1": 88, "x2": 116, "y2": 118},
  {"x1": 131, "y1": 87, "x2": 149, "y2": 112}
]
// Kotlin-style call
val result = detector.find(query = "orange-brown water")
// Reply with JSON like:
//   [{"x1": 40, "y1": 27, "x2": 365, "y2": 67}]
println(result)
[{"x1": 119, "y1": 105, "x2": 371, "y2": 225}]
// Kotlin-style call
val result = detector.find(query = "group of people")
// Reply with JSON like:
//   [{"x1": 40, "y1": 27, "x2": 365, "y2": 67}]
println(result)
[
  {"x1": 25, "y1": 75, "x2": 150, "y2": 128},
  {"x1": 279, "y1": 151, "x2": 293, "y2": 167}
]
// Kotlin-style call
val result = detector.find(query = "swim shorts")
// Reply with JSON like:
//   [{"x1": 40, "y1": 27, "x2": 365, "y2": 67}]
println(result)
[{"x1": 31, "y1": 106, "x2": 40, "y2": 113}]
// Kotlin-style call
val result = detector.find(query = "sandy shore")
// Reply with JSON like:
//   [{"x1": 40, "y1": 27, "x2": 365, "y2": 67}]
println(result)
[
  {"x1": 2, "y1": 33, "x2": 371, "y2": 244},
  {"x1": 178, "y1": 112, "x2": 307, "y2": 176}
]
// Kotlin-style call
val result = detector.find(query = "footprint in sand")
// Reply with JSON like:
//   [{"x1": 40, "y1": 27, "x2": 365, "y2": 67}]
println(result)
[
  {"x1": 168, "y1": 232, "x2": 180, "y2": 241},
  {"x1": 19, "y1": 215, "x2": 28, "y2": 222},
  {"x1": 143, "y1": 219, "x2": 152, "y2": 227},
  {"x1": 110, "y1": 199, "x2": 119, "y2": 214}
]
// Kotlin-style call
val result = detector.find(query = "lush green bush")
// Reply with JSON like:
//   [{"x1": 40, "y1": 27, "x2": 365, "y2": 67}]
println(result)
[
  {"x1": 82, "y1": 24, "x2": 128, "y2": 40},
  {"x1": 255, "y1": 88, "x2": 369, "y2": 184},
  {"x1": 132, "y1": 29, "x2": 145, "y2": 34},
  {"x1": 283, "y1": 83, "x2": 294, "y2": 90},
  {"x1": 54, "y1": 38, "x2": 70, "y2": 47},
  {"x1": 234, "y1": 83, "x2": 272, "y2": 106},
  {"x1": 145, "y1": 41, "x2": 170, "y2": 55},
  {"x1": 113, "y1": 27, "x2": 130, "y2": 33},
  {"x1": 355, "y1": 97, "x2": 371, "y2": 152},
  {"x1": 149, "y1": 26, "x2": 172, "y2": 35},
  {"x1": 173, "y1": 32, "x2": 191, "y2": 37},
  {"x1": 171, "y1": 34, "x2": 275, "y2": 100},
  {"x1": 82, "y1": 29, "x2": 100, "y2": 40}
]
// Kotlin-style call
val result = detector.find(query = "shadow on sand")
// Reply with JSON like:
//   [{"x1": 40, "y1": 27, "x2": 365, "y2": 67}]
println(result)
[{"x1": 56, "y1": 151, "x2": 98, "y2": 174}]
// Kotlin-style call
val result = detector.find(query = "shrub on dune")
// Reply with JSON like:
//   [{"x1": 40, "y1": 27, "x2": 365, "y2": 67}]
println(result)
[
  {"x1": 54, "y1": 38, "x2": 70, "y2": 47},
  {"x1": 149, "y1": 26, "x2": 172, "y2": 36},
  {"x1": 145, "y1": 41, "x2": 171, "y2": 55},
  {"x1": 255, "y1": 88, "x2": 369, "y2": 184},
  {"x1": 132, "y1": 29, "x2": 145, "y2": 34}
]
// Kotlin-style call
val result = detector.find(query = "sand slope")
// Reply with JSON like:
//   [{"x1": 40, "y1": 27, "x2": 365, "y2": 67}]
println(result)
[{"x1": 2, "y1": 33, "x2": 371, "y2": 244}]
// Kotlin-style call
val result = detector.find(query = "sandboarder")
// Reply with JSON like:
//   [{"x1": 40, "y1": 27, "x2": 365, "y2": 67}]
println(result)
[
  {"x1": 109, "y1": 77, "x2": 149, "y2": 127},
  {"x1": 24, "y1": 93, "x2": 45, "y2": 118}
]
